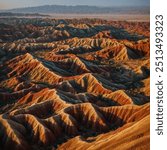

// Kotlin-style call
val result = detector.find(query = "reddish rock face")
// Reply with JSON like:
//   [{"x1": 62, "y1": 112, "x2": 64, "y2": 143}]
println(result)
[{"x1": 0, "y1": 18, "x2": 149, "y2": 150}]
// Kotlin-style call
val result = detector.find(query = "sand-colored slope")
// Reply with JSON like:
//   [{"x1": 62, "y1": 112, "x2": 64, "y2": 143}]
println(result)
[
  {"x1": 1, "y1": 53, "x2": 61, "y2": 85},
  {"x1": 58, "y1": 115, "x2": 150, "y2": 150},
  {"x1": 0, "y1": 102, "x2": 149, "y2": 150}
]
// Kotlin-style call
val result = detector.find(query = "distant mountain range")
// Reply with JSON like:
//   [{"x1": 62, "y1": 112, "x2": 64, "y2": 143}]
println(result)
[
  {"x1": 4, "y1": 5, "x2": 149, "y2": 14},
  {"x1": 0, "y1": 12, "x2": 49, "y2": 17}
]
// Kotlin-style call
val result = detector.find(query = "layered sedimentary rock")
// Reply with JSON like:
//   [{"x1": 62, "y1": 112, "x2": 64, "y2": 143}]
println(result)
[{"x1": 0, "y1": 18, "x2": 150, "y2": 150}]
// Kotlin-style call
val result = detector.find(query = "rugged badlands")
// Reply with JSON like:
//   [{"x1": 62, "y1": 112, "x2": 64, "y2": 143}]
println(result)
[{"x1": 0, "y1": 18, "x2": 150, "y2": 150}]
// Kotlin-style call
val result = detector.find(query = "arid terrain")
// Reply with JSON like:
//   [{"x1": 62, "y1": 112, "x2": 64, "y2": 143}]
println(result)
[{"x1": 0, "y1": 18, "x2": 150, "y2": 150}]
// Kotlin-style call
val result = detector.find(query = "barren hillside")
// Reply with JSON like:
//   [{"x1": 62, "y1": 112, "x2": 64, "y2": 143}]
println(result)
[{"x1": 0, "y1": 18, "x2": 150, "y2": 150}]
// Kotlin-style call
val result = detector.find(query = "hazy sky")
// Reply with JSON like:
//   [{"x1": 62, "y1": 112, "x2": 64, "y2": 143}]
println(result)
[{"x1": 0, "y1": 0, "x2": 150, "y2": 10}]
